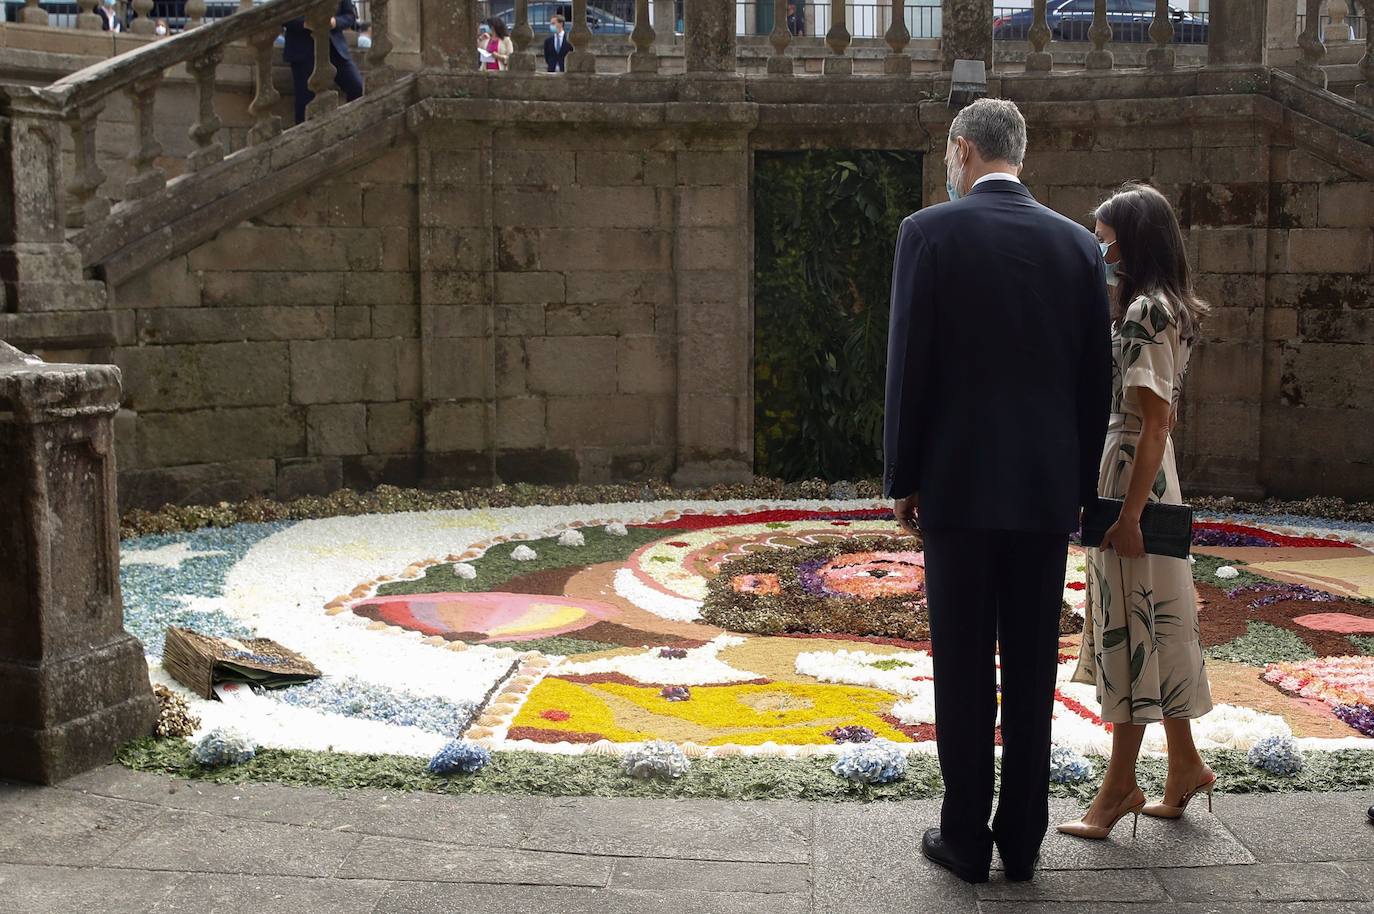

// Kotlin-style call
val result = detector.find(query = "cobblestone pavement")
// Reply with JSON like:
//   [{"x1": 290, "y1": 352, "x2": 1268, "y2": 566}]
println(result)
[{"x1": 2, "y1": 767, "x2": 1372, "y2": 913}]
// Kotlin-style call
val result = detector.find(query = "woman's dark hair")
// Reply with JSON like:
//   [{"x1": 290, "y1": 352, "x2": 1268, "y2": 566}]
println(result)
[
  {"x1": 488, "y1": 16, "x2": 510, "y2": 38},
  {"x1": 1093, "y1": 183, "x2": 1209, "y2": 341}
]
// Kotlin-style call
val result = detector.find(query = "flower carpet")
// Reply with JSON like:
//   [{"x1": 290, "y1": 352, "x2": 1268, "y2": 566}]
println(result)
[{"x1": 120, "y1": 498, "x2": 1374, "y2": 790}]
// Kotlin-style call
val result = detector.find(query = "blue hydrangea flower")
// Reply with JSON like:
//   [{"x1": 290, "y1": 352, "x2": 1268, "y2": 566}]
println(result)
[
  {"x1": 1048, "y1": 745, "x2": 1095, "y2": 784},
  {"x1": 622, "y1": 740, "x2": 691, "y2": 780},
  {"x1": 191, "y1": 728, "x2": 256, "y2": 768},
  {"x1": 831, "y1": 738, "x2": 907, "y2": 785},
  {"x1": 428, "y1": 740, "x2": 492, "y2": 776},
  {"x1": 1247, "y1": 735, "x2": 1304, "y2": 776}
]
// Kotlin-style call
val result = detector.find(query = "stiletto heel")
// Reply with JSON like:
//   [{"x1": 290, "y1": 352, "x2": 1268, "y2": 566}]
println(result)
[
  {"x1": 1056, "y1": 789, "x2": 1148, "y2": 841},
  {"x1": 1142, "y1": 772, "x2": 1218, "y2": 820}
]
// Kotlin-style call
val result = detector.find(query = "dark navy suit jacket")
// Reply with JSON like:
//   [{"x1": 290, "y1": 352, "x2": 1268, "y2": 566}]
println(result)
[
  {"x1": 543, "y1": 31, "x2": 573, "y2": 72},
  {"x1": 882, "y1": 179, "x2": 1112, "y2": 535},
  {"x1": 283, "y1": 0, "x2": 358, "y2": 64}
]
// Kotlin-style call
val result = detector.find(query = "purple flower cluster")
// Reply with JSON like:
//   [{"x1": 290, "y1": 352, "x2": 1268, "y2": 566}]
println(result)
[
  {"x1": 827, "y1": 725, "x2": 877, "y2": 744},
  {"x1": 660, "y1": 686, "x2": 691, "y2": 702},
  {"x1": 797, "y1": 558, "x2": 831, "y2": 597},
  {"x1": 1192, "y1": 529, "x2": 1275, "y2": 548},
  {"x1": 658, "y1": 647, "x2": 688, "y2": 659},
  {"x1": 1225, "y1": 582, "x2": 1340, "y2": 609},
  {"x1": 1334, "y1": 704, "x2": 1374, "y2": 738}
]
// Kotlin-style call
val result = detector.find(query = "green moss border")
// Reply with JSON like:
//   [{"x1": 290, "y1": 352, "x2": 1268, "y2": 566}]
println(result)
[
  {"x1": 119, "y1": 479, "x2": 1374, "y2": 539},
  {"x1": 117, "y1": 738, "x2": 1374, "y2": 802}
]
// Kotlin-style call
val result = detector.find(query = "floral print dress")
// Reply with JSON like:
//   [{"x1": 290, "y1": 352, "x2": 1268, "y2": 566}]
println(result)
[{"x1": 1071, "y1": 294, "x2": 1213, "y2": 724}]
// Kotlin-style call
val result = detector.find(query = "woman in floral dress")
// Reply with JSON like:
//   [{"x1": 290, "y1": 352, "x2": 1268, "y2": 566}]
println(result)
[{"x1": 1061, "y1": 184, "x2": 1215, "y2": 840}]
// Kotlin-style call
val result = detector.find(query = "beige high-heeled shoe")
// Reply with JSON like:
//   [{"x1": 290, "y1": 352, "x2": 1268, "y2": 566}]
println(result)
[
  {"x1": 1056, "y1": 788, "x2": 1147, "y2": 840},
  {"x1": 1141, "y1": 772, "x2": 1217, "y2": 819}
]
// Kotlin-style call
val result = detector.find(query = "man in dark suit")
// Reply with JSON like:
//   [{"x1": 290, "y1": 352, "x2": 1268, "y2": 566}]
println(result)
[
  {"x1": 786, "y1": 2, "x2": 805, "y2": 36},
  {"x1": 883, "y1": 98, "x2": 1111, "y2": 884},
  {"x1": 283, "y1": 0, "x2": 365, "y2": 126},
  {"x1": 544, "y1": 14, "x2": 573, "y2": 72}
]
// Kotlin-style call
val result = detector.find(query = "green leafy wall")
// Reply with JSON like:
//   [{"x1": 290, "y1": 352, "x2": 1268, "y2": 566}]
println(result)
[{"x1": 753, "y1": 150, "x2": 924, "y2": 482}]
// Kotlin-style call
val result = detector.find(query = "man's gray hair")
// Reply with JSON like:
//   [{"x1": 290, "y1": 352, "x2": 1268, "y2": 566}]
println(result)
[{"x1": 948, "y1": 98, "x2": 1027, "y2": 166}]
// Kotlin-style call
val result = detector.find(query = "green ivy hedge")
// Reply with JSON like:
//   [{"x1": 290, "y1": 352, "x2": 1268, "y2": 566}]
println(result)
[{"x1": 753, "y1": 150, "x2": 924, "y2": 481}]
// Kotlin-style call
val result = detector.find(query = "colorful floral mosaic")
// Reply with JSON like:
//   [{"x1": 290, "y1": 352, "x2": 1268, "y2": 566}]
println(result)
[{"x1": 121, "y1": 501, "x2": 1374, "y2": 781}]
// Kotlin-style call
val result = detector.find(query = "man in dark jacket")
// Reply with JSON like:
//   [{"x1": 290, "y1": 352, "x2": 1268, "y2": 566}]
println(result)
[
  {"x1": 543, "y1": 14, "x2": 573, "y2": 72},
  {"x1": 283, "y1": 0, "x2": 364, "y2": 125},
  {"x1": 883, "y1": 98, "x2": 1111, "y2": 885}
]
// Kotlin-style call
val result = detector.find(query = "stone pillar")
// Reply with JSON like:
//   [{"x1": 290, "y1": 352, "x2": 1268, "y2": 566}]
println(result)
[
  {"x1": 1207, "y1": 0, "x2": 1266, "y2": 65},
  {"x1": 941, "y1": 0, "x2": 992, "y2": 70},
  {"x1": 0, "y1": 87, "x2": 106, "y2": 314},
  {"x1": 1266, "y1": 0, "x2": 1300, "y2": 67},
  {"x1": 0, "y1": 343, "x2": 157, "y2": 784},
  {"x1": 420, "y1": 0, "x2": 477, "y2": 69},
  {"x1": 654, "y1": 0, "x2": 676, "y2": 46},
  {"x1": 685, "y1": 0, "x2": 736, "y2": 72}
]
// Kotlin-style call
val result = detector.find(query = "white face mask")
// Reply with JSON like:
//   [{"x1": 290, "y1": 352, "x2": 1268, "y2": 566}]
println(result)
[
  {"x1": 357, "y1": 34, "x2": 372, "y2": 48},
  {"x1": 154, "y1": 25, "x2": 167, "y2": 35}
]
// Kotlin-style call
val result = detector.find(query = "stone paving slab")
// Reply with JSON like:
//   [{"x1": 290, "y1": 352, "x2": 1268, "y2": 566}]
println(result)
[
  {"x1": 0, "y1": 863, "x2": 182, "y2": 914},
  {"x1": 608, "y1": 856, "x2": 811, "y2": 894},
  {"x1": 975, "y1": 868, "x2": 1168, "y2": 902},
  {"x1": 373, "y1": 882, "x2": 809, "y2": 914},
  {"x1": 0, "y1": 789, "x2": 166, "y2": 868},
  {"x1": 519, "y1": 797, "x2": 813, "y2": 864},
  {"x1": 1027, "y1": 798, "x2": 1255, "y2": 871},
  {"x1": 338, "y1": 833, "x2": 614, "y2": 886},
  {"x1": 148, "y1": 873, "x2": 392, "y2": 914},
  {"x1": 978, "y1": 904, "x2": 1374, "y2": 914},
  {"x1": 101, "y1": 808, "x2": 363, "y2": 878},
  {"x1": 1211, "y1": 791, "x2": 1374, "y2": 863},
  {"x1": 1154, "y1": 861, "x2": 1369, "y2": 902}
]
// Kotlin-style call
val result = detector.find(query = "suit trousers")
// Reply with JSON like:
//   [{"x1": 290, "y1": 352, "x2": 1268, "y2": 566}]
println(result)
[
  {"x1": 290, "y1": 49, "x2": 365, "y2": 125},
  {"x1": 921, "y1": 526, "x2": 1069, "y2": 871}
]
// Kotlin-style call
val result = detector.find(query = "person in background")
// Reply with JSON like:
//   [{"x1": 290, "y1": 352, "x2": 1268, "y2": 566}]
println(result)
[
  {"x1": 490, "y1": 17, "x2": 513, "y2": 70},
  {"x1": 97, "y1": 0, "x2": 123, "y2": 32},
  {"x1": 356, "y1": 21, "x2": 373, "y2": 51},
  {"x1": 478, "y1": 21, "x2": 498, "y2": 71},
  {"x1": 283, "y1": 0, "x2": 364, "y2": 126},
  {"x1": 153, "y1": 18, "x2": 170, "y2": 37},
  {"x1": 544, "y1": 14, "x2": 573, "y2": 72},
  {"x1": 786, "y1": 1, "x2": 805, "y2": 36}
]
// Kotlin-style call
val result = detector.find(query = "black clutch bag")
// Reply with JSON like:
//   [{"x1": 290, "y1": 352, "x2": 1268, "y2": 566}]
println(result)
[{"x1": 1081, "y1": 497, "x2": 1193, "y2": 559}]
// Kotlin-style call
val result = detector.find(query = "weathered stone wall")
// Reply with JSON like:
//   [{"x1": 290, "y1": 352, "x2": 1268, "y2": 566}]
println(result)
[{"x1": 7, "y1": 69, "x2": 1371, "y2": 507}]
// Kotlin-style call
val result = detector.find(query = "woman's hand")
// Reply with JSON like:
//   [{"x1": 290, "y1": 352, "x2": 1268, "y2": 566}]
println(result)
[{"x1": 1103, "y1": 516, "x2": 1145, "y2": 559}]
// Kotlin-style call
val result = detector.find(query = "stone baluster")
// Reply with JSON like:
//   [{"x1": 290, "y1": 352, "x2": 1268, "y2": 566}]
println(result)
[
  {"x1": 940, "y1": 0, "x2": 992, "y2": 69},
  {"x1": 124, "y1": 75, "x2": 166, "y2": 201},
  {"x1": 630, "y1": 0, "x2": 658, "y2": 72},
  {"x1": 1026, "y1": 0, "x2": 1052, "y2": 71},
  {"x1": 130, "y1": 0, "x2": 154, "y2": 34},
  {"x1": 884, "y1": 0, "x2": 912, "y2": 75},
  {"x1": 307, "y1": 0, "x2": 341, "y2": 118},
  {"x1": 77, "y1": 0, "x2": 101, "y2": 30},
  {"x1": 248, "y1": 29, "x2": 283, "y2": 145},
  {"x1": 186, "y1": 50, "x2": 224, "y2": 172},
  {"x1": 568, "y1": 0, "x2": 597, "y2": 72},
  {"x1": 1325, "y1": 0, "x2": 1352, "y2": 43},
  {"x1": 1086, "y1": 0, "x2": 1113, "y2": 70},
  {"x1": 65, "y1": 103, "x2": 109, "y2": 229},
  {"x1": 1146, "y1": 0, "x2": 1174, "y2": 69},
  {"x1": 420, "y1": 0, "x2": 477, "y2": 69},
  {"x1": 368, "y1": 0, "x2": 397, "y2": 83},
  {"x1": 1357, "y1": 13, "x2": 1373, "y2": 106},
  {"x1": 768, "y1": 0, "x2": 793, "y2": 74},
  {"x1": 1296, "y1": 0, "x2": 1328, "y2": 87},
  {"x1": 684, "y1": 0, "x2": 736, "y2": 72},
  {"x1": 186, "y1": 0, "x2": 207, "y2": 28},
  {"x1": 18, "y1": 0, "x2": 48, "y2": 25},
  {"x1": 510, "y1": 0, "x2": 535, "y2": 71},
  {"x1": 825, "y1": 0, "x2": 853, "y2": 74},
  {"x1": 1209, "y1": 0, "x2": 1266, "y2": 66}
]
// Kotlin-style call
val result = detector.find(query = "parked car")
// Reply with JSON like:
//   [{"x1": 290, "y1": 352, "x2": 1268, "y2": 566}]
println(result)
[
  {"x1": 994, "y1": 0, "x2": 1207, "y2": 45},
  {"x1": 490, "y1": 2, "x2": 632, "y2": 35}
]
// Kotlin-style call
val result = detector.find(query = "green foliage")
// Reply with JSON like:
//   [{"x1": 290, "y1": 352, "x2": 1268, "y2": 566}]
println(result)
[
  {"x1": 1190, "y1": 553, "x2": 1270, "y2": 591},
  {"x1": 1205, "y1": 621, "x2": 1318, "y2": 666},
  {"x1": 753, "y1": 151, "x2": 923, "y2": 481},
  {"x1": 119, "y1": 738, "x2": 1374, "y2": 802}
]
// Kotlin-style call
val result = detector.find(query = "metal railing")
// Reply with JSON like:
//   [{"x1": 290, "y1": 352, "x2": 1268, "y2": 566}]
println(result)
[
  {"x1": 1297, "y1": 13, "x2": 1366, "y2": 40},
  {"x1": 734, "y1": 0, "x2": 940, "y2": 40}
]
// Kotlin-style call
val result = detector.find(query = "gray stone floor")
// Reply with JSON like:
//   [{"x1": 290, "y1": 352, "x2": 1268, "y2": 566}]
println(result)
[{"x1": 2, "y1": 767, "x2": 1372, "y2": 913}]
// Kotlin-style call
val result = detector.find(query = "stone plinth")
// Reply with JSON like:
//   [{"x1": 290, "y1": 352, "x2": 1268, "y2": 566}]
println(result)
[{"x1": 0, "y1": 342, "x2": 156, "y2": 784}]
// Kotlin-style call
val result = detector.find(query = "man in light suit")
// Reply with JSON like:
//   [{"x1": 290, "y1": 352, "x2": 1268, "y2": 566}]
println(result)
[
  {"x1": 544, "y1": 14, "x2": 573, "y2": 73},
  {"x1": 283, "y1": 0, "x2": 365, "y2": 126},
  {"x1": 883, "y1": 98, "x2": 1111, "y2": 884}
]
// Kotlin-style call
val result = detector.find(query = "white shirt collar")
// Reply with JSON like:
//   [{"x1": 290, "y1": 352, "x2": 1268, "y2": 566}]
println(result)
[{"x1": 972, "y1": 172, "x2": 1021, "y2": 187}]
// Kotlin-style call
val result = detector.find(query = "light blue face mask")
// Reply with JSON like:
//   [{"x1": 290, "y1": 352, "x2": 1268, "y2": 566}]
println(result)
[
  {"x1": 1099, "y1": 239, "x2": 1119, "y2": 286},
  {"x1": 945, "y1": 150, "x2": 965, "y2": 202},
  {"x1": 549, "y1": 22, "x2": 559, "y2": 32}
]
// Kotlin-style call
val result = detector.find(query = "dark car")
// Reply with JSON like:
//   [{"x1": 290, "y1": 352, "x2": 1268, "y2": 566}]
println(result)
[
  {"x1": 491, "y1": 1, "x2": 632, "y2": 35},
  {"x1": 994, "y1": 0, "x2": 1207, "y2": 45}
]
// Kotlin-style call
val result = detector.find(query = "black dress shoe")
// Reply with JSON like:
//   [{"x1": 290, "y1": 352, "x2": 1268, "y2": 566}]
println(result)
[
  {"x1": 1003, "y1": 856, "x2": 1039, "y2": 882},
  {"x1": 921, "y1": 828, "x2": 990, "y2": 884},
  {"x1": 1367, "y1": 804, "x2": 1373, "y2": 824}
]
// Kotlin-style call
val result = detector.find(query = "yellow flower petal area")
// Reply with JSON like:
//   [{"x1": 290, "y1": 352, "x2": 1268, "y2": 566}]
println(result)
[
  {"x1": 508, "y1": 677, "x2": 914, "y2": 746},
  {"x1": 486, "y1": 602, "x2": 588, "y2": 638}
]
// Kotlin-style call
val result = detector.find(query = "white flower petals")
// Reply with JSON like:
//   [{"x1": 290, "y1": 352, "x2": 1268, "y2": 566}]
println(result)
[
  {"x1": 511, "y1": 544, "x2": 538, "y2": 561},
  {"x1": 557, "y1": 529, "x2": 586, "y2": 547}
]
